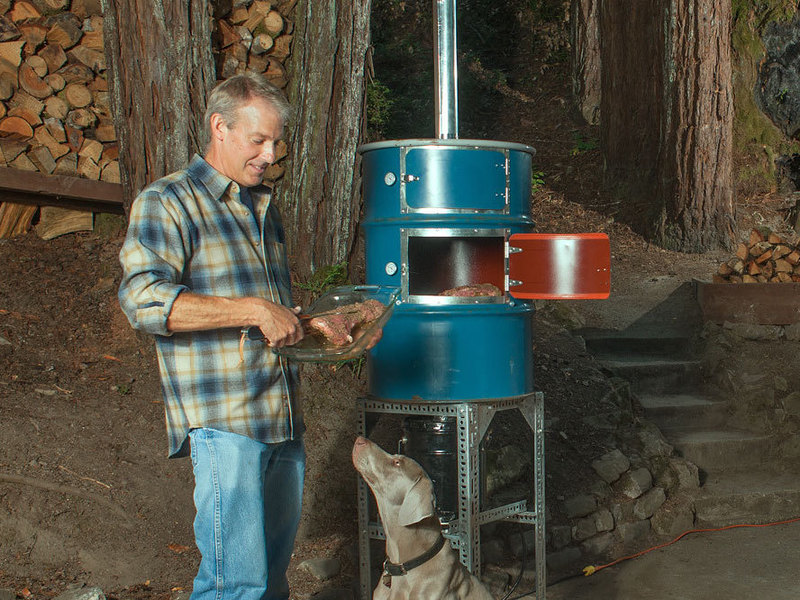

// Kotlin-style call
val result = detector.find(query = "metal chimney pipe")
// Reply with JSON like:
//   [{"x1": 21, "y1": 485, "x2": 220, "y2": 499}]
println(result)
[{"x1": 433, "y1": 0, "x2": 458, "y2": 139}]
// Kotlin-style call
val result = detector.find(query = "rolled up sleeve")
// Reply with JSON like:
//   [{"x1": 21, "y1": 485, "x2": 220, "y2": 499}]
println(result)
[{"x1": 118, "y1": 189, "x2": 191, "y2": 337}]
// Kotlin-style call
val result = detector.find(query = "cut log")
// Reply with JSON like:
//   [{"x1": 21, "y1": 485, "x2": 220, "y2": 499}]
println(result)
[
  {"x1": 260, "y1": 10, "x2": 283, "y2": 36},
  {"x1": 0, "y1": 201, "x2": 37, "y2": 237},
  {"x1": 28, "y1": 144, "x2": 56, "y2": 173},
  {"x1": 0, "y1": 71, "x2": 16, "y2": 99},
  {"x1": 0, "y1": 139, "x2": 29, "y2": 161},
  {"x1": 25, "y1": 53, "x2": 47, "y2": 76},
  {"x1": 43, "y1": 94, "x2": 67, "y2": 119},
  {"x1": 18, "y1": 22, "x2": 47, "y2": 52},
  {"x1": 77, "y1": 154, "x2": 99, "y2": 179},
  {"x1": 33, "y1": 124, "x2": 68, "y2": 157},
  {"x1": 43, "y1": 71, "x2": 64, "y2": 91},
  {"x1": 269, "y1": 33, "x2": 291, "y2": 60},
  {"x1": 35, "y1": 205, "x2": 92, "y2": 240},
  {"x1": 67, "y1": 45, "x2": 104, "y2": 71},
  {"x1": 70, "y1": 0, "x2": 103, "y2": 19},
  {"x1": 65, "y1": 107, "x2": 95, "y2": 129},
  {"x1": 18, "y1": 61, "x2": 51, "y2": 98},
  {"x1": 230, "y1": 5, "x2": 249, "y2": 24},
  {"x1": 100, "y1": 160, "x2": 119, "y2": 183},
  {"x1": 64, "y1": 123, "x2": 83, "y2": 152},
  {"x1": 216, "y1": 19, "x2": 240, "y2": 48},
  {"x1": 250, "y1": 32, "x2": 273, "y2": 55},
  {"x1": 0, "y1": 39, "x2": 25, "y2": 73},
  {"x1": 93, "y1": 118, "x2": 115, "y2": 142},
  {"x1": 0, "y1": 115, "x2": 33, "y2": 139},
  {"x1": 28, "y1": 0, "x2": 69, "y2": 14},
  {"x1": 10, "y1": 150, "x2": 37, "y2": 170},
  {"x1": 45, "y1": 13, "x2": 83, "y2": 50},
  {"x1": 9, "y1": 1, "x2": 41, "y2": 23},
  {"x1": 52, "y1": 151, "x2": 75, "y2": 175},
  {"x1": 38, "y1": 42, "x2": 66, "y2": 72},
  {"x1": 56, "y1": 61, "x2": 93, "y2": 83},
  {"x1": 62, "y1": 82, "x2": 92, "y2": 108},
  {"x1": 77, "y1": 137, "x2": 101, "y2": 163}
]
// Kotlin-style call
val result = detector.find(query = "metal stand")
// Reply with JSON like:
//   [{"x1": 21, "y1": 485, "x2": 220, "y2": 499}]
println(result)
[{"x1": 356, "y1": 392, "x2": 546, "y2": 599}]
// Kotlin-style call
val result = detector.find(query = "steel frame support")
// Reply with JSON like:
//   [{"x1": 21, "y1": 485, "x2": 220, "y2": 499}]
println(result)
[{"x1": 356, "y1": 392, "x2": 545, "y2": 599}]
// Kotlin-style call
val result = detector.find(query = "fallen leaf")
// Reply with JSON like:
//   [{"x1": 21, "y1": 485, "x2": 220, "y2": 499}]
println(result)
[
  {"x1": 21, "y1": 589, "x2": 32, "y2": 598},
  {"x1": 168, "y1": 543, "x2": 191, "y2": 554},
  {"x1": 171, "y1": 587, "x2": 184, "y2": 592},
  {"x1": 103, "y1": 355, "x2": 122, "y2": 362}
]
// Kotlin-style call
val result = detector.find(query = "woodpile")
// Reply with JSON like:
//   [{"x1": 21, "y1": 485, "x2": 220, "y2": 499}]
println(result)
[
  {"x1": 212, "y1": 0, "x2": 293, "y2": 182},
  {"x1": 0, "y1": 0, "x2": 117, "y2": 238},
  {"x1": 0, "y1": 0, "x2": 296, "y2": 238},
  {"x1": 713, "y1": 229, "x2": 800, "y2": 283}
]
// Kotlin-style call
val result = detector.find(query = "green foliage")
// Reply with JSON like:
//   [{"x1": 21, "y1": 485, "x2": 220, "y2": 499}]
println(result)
[
  {"x1": 366, "y1": 79, "x2": 394, "y2": 140},
  {"x1": 296, "y1": 262, "x2": 349, "y2": 296},
  {"x1": 570, "y1": 132, "x2": 598, "y2": 155},
  {"x1": 531, "y1": 170, "x2": 546, "y2": 192}
]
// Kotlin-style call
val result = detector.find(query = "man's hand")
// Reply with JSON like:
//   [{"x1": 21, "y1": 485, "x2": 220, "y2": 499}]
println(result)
[
  {"x1": 166, "y1": 292, "x2": 304, "y2": 347},
  {"x1": 251, "y1": 300, "x2": 304, "y2": 348}
]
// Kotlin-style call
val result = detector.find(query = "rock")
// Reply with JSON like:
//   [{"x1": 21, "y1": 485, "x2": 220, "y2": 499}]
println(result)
[
  {"x1": 572, "y1": 516, "x2": 597, "y2": 542},
  {"x1": 589, "y1": 479, "x2": 613, "y2": 500},
  {"x1": 580, "y1": 532, "x2": 613, "y2": 555},
  {"x1": 774, "y1": 375, "x2": 789, "y2": 393},
  {"x1": 299, "y1": 557, "x2": 341, "y2": 582},
  {"x1": 546, "y1": 546, "x2": 582, "y2": 572},
  {"x1": 611, "y1": 500, "x2": 634, "y2": 524},
  {"x1": 616, "y1": 519, "x2": 651, "y2": 545},
  {"x1": 757, "y1": 16, "x2": 800, "y2": 139},
  {"x1": 592, "y1": 508, "x2": 614, "y2": 532},
  {"x1": 563, "y1": 493, "x2": 596, "y2": 518},
  {"x1": 722, "y1": 322, "x2": 783, "y2": 341},
  {"x1": 670, "y1": 458, "x2": 700, "y2": 490},
  {"x1": 54, "y1": 588, "x2": 106, "y2": 600},
  {"x1": 785, "y1": 323, "x2": 800, "y2": 341},
  {"x1": 651, "y1": 496, "x2": 696, "y2": 537},
  {"x1": 638, "y1": 423, "x2": 674, "y2": 458},
  {"x1": 485, "y1": 445, "x2": 530, "y2": 496},
  {"x1": 550, "y1": 525, "x2": 572, "y2": 550},
  {"x1": 591, "y1": 449, "x2": 630, "y2": 484},
  {"x1": 633, "y1": 487, "x2": 666, "y2": 520},
  {"x1": 618, "y1": 467, "x2": 653, "y2": 499}
]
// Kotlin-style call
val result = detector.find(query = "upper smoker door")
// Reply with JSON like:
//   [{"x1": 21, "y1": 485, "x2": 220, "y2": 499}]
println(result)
[{"x1": 507, "y1": 233, "x2": 611, "y2": 299}]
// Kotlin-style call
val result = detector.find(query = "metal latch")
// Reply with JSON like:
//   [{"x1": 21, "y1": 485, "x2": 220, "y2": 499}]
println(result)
[{"x1": 402, "y1": 174, "x2": 420, "y2": 183}]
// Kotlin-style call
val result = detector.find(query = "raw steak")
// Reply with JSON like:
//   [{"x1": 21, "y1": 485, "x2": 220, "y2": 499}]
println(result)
[
  {"x1": 439, "y1": 283, "x2": 502, "y2": 297},
  {"x1": 306, "y1": 299, "x2": 386, "y2": 346}
]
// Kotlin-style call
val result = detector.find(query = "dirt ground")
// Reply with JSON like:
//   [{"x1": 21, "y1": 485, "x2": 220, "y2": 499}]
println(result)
[{"x1": 1, "y1": 11, "x2": 798, "y2": 600}]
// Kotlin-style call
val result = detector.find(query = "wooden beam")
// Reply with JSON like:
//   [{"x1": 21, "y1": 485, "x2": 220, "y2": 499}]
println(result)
[{"x1": 0, "y1": 165, "x2": 123, "y2": 213}]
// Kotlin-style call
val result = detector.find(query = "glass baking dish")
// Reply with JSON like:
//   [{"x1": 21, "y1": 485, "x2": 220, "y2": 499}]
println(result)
[{"x1": 250, "y1": 285, "x2": 400, "y2": 363}]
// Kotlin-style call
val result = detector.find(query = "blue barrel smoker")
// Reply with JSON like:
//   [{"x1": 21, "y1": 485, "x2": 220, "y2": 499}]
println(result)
[{"x1": 360, "y1": 138, "x2": 537, "y2": 402}]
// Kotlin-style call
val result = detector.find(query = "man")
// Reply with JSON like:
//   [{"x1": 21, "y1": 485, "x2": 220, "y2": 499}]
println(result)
[{"x1": 118, "y1": 73, "x2": 305, "y2": 600}]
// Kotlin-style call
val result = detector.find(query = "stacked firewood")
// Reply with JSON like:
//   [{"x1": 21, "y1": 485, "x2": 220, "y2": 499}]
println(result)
[
  {"x1": 0, "y1": 0, "x2": 119, "y2": 183},
  {"x1": 212, "y1": 0, "x2": 293, "y2": 182},
  {"x1": 713, "y1": 229, "x2": 800, "y2": 283}
]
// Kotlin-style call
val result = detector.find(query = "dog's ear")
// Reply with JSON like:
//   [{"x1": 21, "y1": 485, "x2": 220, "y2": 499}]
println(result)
[{"x1": 398, "y1": 476, "x2": 436, "y2": 526}]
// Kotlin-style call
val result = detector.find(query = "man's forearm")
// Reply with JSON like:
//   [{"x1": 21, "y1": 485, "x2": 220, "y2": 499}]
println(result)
[{"x1": 166, "y1": 292, "x2": 258, "y2": 333}]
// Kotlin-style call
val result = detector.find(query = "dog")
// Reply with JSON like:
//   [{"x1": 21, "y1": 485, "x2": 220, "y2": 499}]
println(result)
[{"x1": 352, "y1": 436, "x2": 494, "y2": 600}]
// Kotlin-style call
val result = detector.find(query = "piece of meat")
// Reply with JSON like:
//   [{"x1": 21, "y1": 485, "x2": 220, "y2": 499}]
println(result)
[
  {"x1": 305, "y1": 299, "x2": 386, "y2": 346},
  {"x1": 439, "y1": 283, "x2": 502, "y2": 297}
]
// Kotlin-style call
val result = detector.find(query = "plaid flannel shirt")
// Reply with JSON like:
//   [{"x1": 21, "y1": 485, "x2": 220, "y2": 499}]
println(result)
[{"x1": 118, "y1": 155, "x2": 303, "y2": 457}]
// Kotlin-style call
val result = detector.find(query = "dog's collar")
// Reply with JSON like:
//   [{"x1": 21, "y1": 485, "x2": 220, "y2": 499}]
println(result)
[{"x1": 383, "y1": 534, "x2": 446, "y2": 577}]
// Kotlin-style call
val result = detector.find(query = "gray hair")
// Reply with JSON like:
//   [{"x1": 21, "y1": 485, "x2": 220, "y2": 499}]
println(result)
[{"x1": 204, "y1": 73, "x2": 291, "y2": 141}]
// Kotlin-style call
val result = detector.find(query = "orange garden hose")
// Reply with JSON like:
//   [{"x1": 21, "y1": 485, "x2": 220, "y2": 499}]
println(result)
[{"x1": 582, "y1": 516, "x2": 800, "y2": 576}]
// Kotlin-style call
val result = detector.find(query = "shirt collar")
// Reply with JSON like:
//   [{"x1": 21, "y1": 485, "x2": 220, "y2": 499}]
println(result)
[{"x1": 186, "y1": 154, "x2": 271, "y2": 202}]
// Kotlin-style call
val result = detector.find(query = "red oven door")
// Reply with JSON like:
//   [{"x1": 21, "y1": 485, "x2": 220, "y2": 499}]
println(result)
[{"x1": 508, "y1": 233, "x2": 611, "y2": 299}]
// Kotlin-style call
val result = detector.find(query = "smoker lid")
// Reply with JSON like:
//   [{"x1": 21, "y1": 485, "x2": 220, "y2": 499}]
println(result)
[{"x1": 358, "y1": 138, "x2": 536, "y2": 156}]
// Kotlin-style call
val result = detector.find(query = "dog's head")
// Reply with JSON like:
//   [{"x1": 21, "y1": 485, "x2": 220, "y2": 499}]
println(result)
[{"x1": 352, "y1": 436, "x2": 436, "y2": 527}]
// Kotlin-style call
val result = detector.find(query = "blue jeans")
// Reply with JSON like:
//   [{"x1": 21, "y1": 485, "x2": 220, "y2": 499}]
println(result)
[{"x1": 188, "y1": 428, "x2": 305, "y2": 600}]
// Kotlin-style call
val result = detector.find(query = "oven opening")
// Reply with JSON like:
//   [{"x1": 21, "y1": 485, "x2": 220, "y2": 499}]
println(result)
[{"x1": 407, "y1": 236, "x2": 505, "y2": 296}]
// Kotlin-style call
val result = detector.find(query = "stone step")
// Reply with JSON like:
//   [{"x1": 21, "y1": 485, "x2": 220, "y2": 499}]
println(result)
[
  {"x1": 666, "y1": 428, "x2": 776, "y2": 472},
  {"x1": 598, "y1": 357, "x2": 702, "y2": 394},
  {"x1": 638, "y1": 393, "x2": 729, "y2": 430},
  {"x1": 578, "y1": 328, "x2": 693, "y2": 359},
  {"x1": 694, "y1": 467, "x2": 800, "y2": 528}
]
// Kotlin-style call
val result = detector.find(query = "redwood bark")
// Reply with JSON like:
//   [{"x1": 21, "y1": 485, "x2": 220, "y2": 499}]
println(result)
[
  {"x1": 275, "y1": 0, "x2": 372, "y2": 282},
  {"x1": 100, "y1": 0, "x2": 215, "y2": 210},
  {"x1": 654, "y1": 0, "x2": 735, "y2": 251},
  {"x1": 601, "y1": 0, "x2": 735, "y2": 252},
  {"x1": 571, "y1": 0, "x2": 601, "y2": 124}
]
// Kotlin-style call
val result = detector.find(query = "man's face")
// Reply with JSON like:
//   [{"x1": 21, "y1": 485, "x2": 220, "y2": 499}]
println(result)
[{"x1": 210, "y1": 97, "x2": 284, "y2": 187}]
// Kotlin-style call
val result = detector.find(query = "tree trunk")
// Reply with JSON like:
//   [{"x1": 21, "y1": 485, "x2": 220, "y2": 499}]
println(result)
[
  {"x1": 276, "y1": 0, "x2": 372, "y2": 282},
  {"x1": 653, "y1": 0, "x2": 735, "y2": 251},
  {"x1": 601, "y1": 0, "x2": 735, "y2": 252},
  {"x1": 571, "y1": 0, "x2": 601, "y2": 125},
  {"x1": 101, "y1": 0, "x2": 215, "y2": 210}
]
